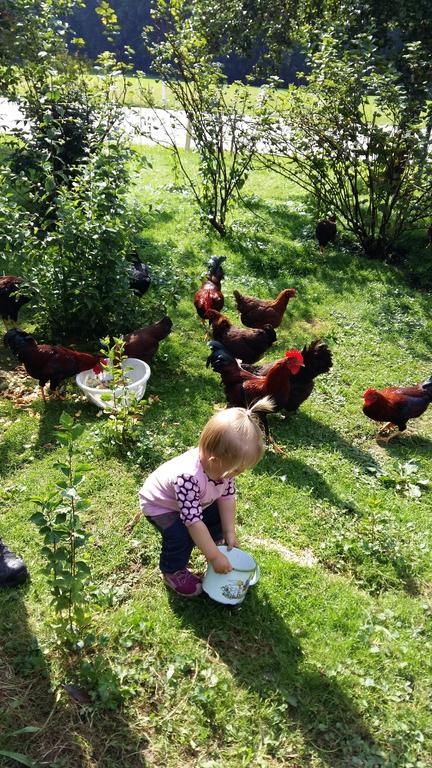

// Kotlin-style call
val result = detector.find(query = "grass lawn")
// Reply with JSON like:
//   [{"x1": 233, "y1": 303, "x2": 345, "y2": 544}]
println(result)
[
  {"x1": 1, "y1": 145, "x2": 432, "y2": 768},
  {"x1": 87, "y1": 72, "x2": 390, "y2": 125},
  {"x1": 87, "y1": 73, "x2": 279, "y2": 110}
]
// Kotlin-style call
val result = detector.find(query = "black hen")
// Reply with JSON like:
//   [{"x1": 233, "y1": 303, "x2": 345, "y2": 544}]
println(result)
[
  {"x1": 129, "y1": 252, "x2": 151, "y2": 297},
  {"x1": 315, "y1": 217, "x2": 337, "y2": 253},
  {"x1": 0, "y1": 275, "x2": 32, "y2": 328},
  {"x1": 241, "y1": 340, "x2": 332, "y2": 412}
]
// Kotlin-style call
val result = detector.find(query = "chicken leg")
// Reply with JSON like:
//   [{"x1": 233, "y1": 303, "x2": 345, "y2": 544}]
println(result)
[
  {"x1": 376, "y1": 422, "x2": 400, "y2": 442},
  {"x1": 261, "y1": 414, "x2": 286, "y2": 455}
]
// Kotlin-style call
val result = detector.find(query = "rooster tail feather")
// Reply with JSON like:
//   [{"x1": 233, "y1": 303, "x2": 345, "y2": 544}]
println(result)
[
  {"x1": 301, "y1": 340, "x2": 333, "y2": 377},
  {"x1": 154, "y1": 316, "x2": 173, "y2": 339},
  {"x1": 207, "y1": 255, "x2": 226, "y2": 278},
  {"x1": 233, "y1": 290, "x2": 242, "y2": 308},
  {"x1": 422, "y1": 375, "x2": 432, "y2": 390}
]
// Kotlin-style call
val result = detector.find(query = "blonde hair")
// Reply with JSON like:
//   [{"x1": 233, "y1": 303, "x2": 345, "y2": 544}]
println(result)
[{"x1": 199, "y1": 396, "x2": 274, "y2": 476}]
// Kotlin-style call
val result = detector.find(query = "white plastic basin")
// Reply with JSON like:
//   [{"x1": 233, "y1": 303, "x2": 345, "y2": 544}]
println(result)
[{"x1": 76, "y1": 357, "x2": 151, "y2": 410}]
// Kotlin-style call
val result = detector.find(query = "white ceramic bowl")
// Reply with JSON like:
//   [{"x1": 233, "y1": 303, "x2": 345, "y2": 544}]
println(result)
[
  {"x1": 76, "y1": 357, "x2": 151, "y2": 410},
  {"x1": 202, "y1": 545, "x2": 260, "y2": 605}
]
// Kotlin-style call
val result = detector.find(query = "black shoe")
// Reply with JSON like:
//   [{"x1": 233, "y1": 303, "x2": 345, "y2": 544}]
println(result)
[{"x1": 0, "y1": 539, "x2": 29, "y2": 587}]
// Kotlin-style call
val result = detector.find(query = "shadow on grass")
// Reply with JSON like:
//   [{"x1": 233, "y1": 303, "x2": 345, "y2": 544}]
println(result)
[
  {"x1": 274, "y1": 410, "x2": 381, "y2": 474},
  {"x1": 379, "y1": 432, "x2": 432, "y2": 458},
  {"x1": 0, "y1": 583, "x2": 82, "y2": 766},
  {"x1": 168, "y1": 589, "x2": 382, "y2": 767},
  {"x1": 0, "y1": 578, "x2": 148, "y2": 766},
  {"x1": 257, "y1": 450, "x2": 358, "y2": 513}
]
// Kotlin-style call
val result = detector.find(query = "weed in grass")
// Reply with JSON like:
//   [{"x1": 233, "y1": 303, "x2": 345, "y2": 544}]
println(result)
[
  {"x1": 365, "y1": 460, "x2": 429, "y2": 500},
  {"x1": 318, "y1": 501, "x2": 428, "y2": 593},
  {"x1": 30, "y1": 412, "x2": 95, "y2": 650},
  {"x1": 95, "y1": 336, "x2": 150, "y2": 449}
]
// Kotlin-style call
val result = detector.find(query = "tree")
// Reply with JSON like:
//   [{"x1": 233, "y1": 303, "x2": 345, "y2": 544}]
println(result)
[
  {"x1": 0, "y1": 0, "x2": 146, "y2": 339},
  {"x1": 139, "y1": 0, "x2": 273, "y2": 236},
  {"x1": 260, "y1": 29, "x2": 432, "y2": 258}
]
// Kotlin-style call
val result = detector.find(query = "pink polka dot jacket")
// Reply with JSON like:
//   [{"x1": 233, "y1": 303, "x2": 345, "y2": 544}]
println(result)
[{"x1": 139, "y1": 448, "x2": 236, "y2": 526}]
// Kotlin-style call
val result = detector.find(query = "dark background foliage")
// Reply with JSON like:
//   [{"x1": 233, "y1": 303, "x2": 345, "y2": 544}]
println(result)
[{"x1": 68, "y1": 0, "x2": 305, "y2": 82}]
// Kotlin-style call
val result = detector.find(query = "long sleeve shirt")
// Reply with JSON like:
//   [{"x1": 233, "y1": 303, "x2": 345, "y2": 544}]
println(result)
[{"x1": 138, "y1": 448, "x2": 236, "y2": 527}]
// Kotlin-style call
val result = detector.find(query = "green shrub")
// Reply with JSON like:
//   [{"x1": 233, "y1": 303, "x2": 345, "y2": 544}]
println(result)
[{"x1": 25, "y1": 143, "x2": 145, "y2": 342}]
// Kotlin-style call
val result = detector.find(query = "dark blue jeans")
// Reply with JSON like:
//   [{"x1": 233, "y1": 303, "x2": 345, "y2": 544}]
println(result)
[{"x1": 147, "y1": 501, "x2": 223, "y2": 573}]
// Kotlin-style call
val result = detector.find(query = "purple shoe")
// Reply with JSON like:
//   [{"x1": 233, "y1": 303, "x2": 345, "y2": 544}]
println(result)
[{"x1": 163, "y1": 568, "x2": 202, "y2": 597}]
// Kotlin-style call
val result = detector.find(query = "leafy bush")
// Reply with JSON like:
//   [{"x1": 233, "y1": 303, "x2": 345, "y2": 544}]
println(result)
[
  {"x1": 15, "y1": 143, "x2": 145, "y2": 342},
  {"x1": 0, "y1": 12, "x2": 149, "y2": 342},
  {"x1": 261, "y1": 30, "x2": 432, "y2": 259},
  {"x1": 141, "y1": 0, "x2": 272, "y2": 235}
]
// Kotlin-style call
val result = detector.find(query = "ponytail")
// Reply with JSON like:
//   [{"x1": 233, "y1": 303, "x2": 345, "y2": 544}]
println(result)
[{"x1": 246, "y1": 395, "x2": 275, "y2": 417}]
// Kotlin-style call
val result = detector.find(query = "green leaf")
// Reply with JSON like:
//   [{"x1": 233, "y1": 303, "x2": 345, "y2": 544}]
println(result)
[
  {"x1": 76, "y1": 561, "x2": 91, "y2": 575},
  {"x1": 0, "y1": 750, "x2": 40, "y2": 767},
  {"x1": 10, "y1": 727, "x2": 41, "y2": 735},
  {"x1": 30, "y1": 512, "x2": 46, "y2": 526},
  {"x1": 75, "y1": 463, "x2": 92, "y2": 472},
  {"x1": 60, "y1": 412, "x2": 74, "y2": 428}
]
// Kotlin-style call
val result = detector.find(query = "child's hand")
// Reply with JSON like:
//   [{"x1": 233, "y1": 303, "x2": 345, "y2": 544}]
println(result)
[
  {"x1": 224, "y1": 531, "x2": 240, "y2": 551},
  {"x1": 210, "y1": 552, "x2": 233, "y2": 574}
]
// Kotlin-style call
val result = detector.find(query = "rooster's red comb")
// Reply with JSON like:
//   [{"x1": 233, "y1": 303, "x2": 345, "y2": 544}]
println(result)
[
  {"x1": 363, "y1": 387, "x2": 378, "y2": 399},
  {"x1": 284, "y1": 349, "x2": 304, "y2": 364}
]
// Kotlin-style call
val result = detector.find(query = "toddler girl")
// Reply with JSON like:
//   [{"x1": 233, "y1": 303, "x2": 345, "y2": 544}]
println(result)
[{"x1": 129, "y1": 397, "x2": 272, "y2": 597}]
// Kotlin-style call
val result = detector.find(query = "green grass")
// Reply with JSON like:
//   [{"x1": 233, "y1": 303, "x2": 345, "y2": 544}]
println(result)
[
  {"x1": 88, "y1": 72, "x2": 389, "y2": 124},
  {"x1": 87, "y1": 72, "x2": 283, "y2": 110},
  {"x1": 1, "y1": 145, "x2": 432, "y2": 767}
]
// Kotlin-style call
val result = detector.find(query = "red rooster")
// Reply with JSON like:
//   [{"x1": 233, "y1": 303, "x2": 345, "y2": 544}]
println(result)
[
  {"x1": 241, "y1": 340, "x2": 333, "y2": 412},
  {"x1": 363, "y1": 376, "x2": 432, "y2": 440},
  {"x1": 4, "y1": 329, "x2": 100, "y2": 400},
  {"x1": 194, "y1": 255, "x2": 226, "y2": 325},
  {"x1": 233, "y1": 288, "x2": 296, "y2": 329},
  {"x1": 206, "y1": 340, "x2": 304, "y2": 451}
]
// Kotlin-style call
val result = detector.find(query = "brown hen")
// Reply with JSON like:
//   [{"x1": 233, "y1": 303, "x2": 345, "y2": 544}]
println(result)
[
  {"x1": 206, "y1": 309, "x2": 276, "y2": 364},
  {"x1": 233, "y1": 288, "x2": 296, "y2": 329},
  {"x1": 363, "y1": 376, "x2": 432, "y2": 440},
  {"x1": 124, "y1": 316, "x2": 173, "y2": 365}
]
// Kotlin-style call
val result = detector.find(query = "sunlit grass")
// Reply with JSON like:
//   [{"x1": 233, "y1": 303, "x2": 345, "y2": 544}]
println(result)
[{"x1": 0, "y1": 145, "x2": 431, "y2": 767}]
